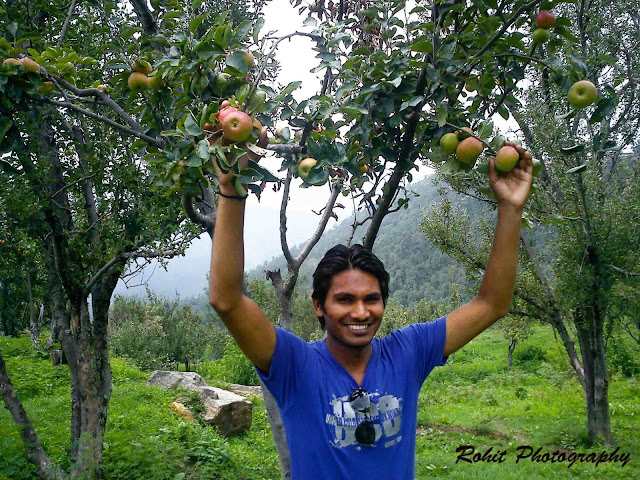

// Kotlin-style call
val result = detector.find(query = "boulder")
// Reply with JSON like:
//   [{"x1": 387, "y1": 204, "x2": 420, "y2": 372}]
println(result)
[
  {"x1": 198, "y1": 386, "x2": 253, "y2": 436},
  {"x1": 225, "y1": 383, "x2": 263, "y2": 399},
  {"x1": 147, "y1": 370, "x2": 207, "y2": 390},
  {"x1": 148, "y1": 371, "x2": 252, "y2": 436}
]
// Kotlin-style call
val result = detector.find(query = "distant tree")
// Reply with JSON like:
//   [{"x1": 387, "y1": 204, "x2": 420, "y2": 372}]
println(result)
[{"x1": 423, "y1": 0, "x2": 640, "y2": 445}]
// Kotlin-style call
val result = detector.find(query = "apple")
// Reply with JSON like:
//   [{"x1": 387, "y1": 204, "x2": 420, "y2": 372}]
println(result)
[
  {"x1": 298, "y1": 157, "x2": 318, "y2": 181},
  {"x1": 242, "y1": 51, "x2": 255, "y2": 70},
  {"x1": 458, "y1": 126, "x2": 474, "y2": 138},
  {"x1": 358, "y1": 163, "x2": 370, "y2": 174},
  {"x1": 19, "y1": 57, "x2": 40, "y2": 74},
  {"x1": 259, "y1": 126, "x2": 268, "y2": 146},
  {"x1": 202, "y1": 123, "x2": 217, "y2": 132},
  {"x1": 39, "y1": 81, "x2": 54, "y2": 95},
  {"x1": 568, "y1": 80, "x2": 597, "y2": 109},
  {"x1": 455, "y1": 137, "x2": 483, "y2": 164},
  {"x1": 147, "y1": 71, "x2": 163, "y2": 90},
  {"x1": 535, "y1": 10, "x2": 556, "y2": 29},
  {"x1": 3, "y1": 58, "x2": 21, "y2": 67},
  {"x1": 132, "y1": 59, "x2": 152, "y2": 75},
  {"x1": 127, "y1": 72, "x2": 148, "y2": 91},
  {"x1": 97, "y1": 84, "x2": 107, "y2": 91},
  {"x1": 221, "y1": 110, "x2": 253, "y2": 143},
  {"x1": 439, "y1": 133, "x2": 460, "y2": 154},
  {"x1": 494, "y1": 146, "x2": 520, "y2": 172},
  {"x1": 532, "y1": 28, "x2": 550, "y2": 44},
  {"x1": 217, "y1": 106, "x2": 238, "y2": 124}
]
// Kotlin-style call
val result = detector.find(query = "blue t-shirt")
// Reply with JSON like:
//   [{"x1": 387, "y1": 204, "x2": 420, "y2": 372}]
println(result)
[{"x1": 256, "y1": 316, "x2": 448, "y2": 480}]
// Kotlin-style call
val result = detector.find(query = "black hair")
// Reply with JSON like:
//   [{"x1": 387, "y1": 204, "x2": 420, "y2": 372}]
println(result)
[{"x1": 312, "y1": 244, "x2": 390, "y2": 329}]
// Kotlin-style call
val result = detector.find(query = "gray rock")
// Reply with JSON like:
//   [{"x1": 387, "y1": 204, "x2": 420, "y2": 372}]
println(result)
[{"x1": 147, "y1": 370, "x2": 208, "y2": 390}]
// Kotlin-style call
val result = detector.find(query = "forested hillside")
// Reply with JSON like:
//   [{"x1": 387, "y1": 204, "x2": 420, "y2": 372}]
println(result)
[{"x1": 247, "y1": 175, "x2": 488, "y2": 305}]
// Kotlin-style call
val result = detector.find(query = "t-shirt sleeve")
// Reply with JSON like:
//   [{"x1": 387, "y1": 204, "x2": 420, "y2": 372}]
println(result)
[
  {"x1": 255, "y1": 327, "x2": 309, "y2": 412},
  {"x1": 395, "y1": 315, "x2": 448, "y2": 384}
]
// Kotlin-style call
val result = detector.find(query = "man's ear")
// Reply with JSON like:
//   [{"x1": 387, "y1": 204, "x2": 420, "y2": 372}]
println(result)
[{"x1": 312, "y1": 298, "x2": 324, "y2": 317}]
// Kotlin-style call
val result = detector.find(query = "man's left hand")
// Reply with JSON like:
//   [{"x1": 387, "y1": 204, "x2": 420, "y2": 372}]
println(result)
[{"x1": 488, "y1": 141, "x2": 534, "y2": 210}]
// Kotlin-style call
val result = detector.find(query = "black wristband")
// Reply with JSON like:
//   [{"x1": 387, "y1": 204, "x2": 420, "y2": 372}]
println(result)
[{"x1": 218, "y1": 190, "x2": 248, "y2": 200}]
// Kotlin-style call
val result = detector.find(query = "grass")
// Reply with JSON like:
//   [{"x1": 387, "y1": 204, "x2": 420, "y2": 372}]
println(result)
[{"x1": 1, "y1": 325, "x2": 637, "y2": 479}]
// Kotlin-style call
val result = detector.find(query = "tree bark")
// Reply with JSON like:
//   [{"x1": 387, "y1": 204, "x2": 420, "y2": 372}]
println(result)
[
  {"x1": 260, "y1": 377, "x2": 291, "y2": 480},
  {"x1": 507, "y1": 338, "x2": 517, "y2": 369},
  {"x1": 575, "y1": 310, "x2": 613, "y2": 446}
]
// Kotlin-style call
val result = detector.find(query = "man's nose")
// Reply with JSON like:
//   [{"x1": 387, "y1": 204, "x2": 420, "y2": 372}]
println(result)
[{"x1": 351, "y1": 301, "x2": 369, "y2": 319}]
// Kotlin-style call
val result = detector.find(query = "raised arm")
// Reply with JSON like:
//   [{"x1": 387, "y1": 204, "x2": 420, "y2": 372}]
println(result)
[
  {"x1": 208, "y1": 137, "x2": 276, "y2": 373},
  {"x1": 443, "y1": 142, "x2": 533, "y2": 357}
]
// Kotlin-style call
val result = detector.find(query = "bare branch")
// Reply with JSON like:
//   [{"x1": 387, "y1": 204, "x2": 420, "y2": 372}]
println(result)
[
  {"x1": 57, "y1": 0, "x2": 77, "y2": 47},
  {"x1": 606, "y1": 264, "x2": 640, "y2": 277},
  {"x1": 42, "y1": 98, "x2": 164, "y2": 148}
]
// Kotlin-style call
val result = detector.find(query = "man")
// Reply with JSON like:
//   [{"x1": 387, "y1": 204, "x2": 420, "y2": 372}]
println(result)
[{"x1": 209, "y1": 141, "x2": 533, "y2": 479}]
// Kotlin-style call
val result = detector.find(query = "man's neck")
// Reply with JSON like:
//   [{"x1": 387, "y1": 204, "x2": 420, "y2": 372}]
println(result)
[{"x1": 326, "y1": 337, "x2": 373, "y2": 384}]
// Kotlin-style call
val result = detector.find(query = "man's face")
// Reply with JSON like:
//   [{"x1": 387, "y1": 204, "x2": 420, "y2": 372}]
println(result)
[{"x1": 313, "y1": 268, "x2": 385, "y2": 350}]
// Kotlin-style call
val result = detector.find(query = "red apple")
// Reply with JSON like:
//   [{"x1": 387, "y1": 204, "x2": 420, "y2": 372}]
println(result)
[
  {"x1": 536, "y1": 10, "x2": 556, "y2": 29},
  {"x1": 217, "y1": 106, "x2": 238, "y2": 123},
  {"x1": 221, "y1": 110, "x2": 253, "y2": 143}
]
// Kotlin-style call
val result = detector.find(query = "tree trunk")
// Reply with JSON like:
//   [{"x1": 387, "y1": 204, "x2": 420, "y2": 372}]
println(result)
[
  {"x1": 508, "y1": 338, "x2": 517, "y2": 369},
  {"x1": 0, "y1": 349, "x2": 64, "y2": 480},
  {"x1": 575, "y1": 310, "x2": 613, "y2": 446},
  {"x1": 260, "y1": 377, "x2": 291, "y2": 480}
]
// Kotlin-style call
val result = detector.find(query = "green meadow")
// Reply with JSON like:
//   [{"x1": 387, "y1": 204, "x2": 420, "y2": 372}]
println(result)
[{"x1": 1, "y1": 325, "x2": 637, "y2": 479}]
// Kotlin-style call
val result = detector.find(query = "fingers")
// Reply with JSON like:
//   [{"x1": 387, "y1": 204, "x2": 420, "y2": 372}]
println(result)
[
  {"x1": 504, "y1": 140, "x2": 533, "y2": 171},
  {"x1": 488, "y1": 156, "x2": 498, "y2": 184}
]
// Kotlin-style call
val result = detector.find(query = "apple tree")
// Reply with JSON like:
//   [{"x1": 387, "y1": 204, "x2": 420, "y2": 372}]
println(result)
[
  {"x1": 0, "y1": 0, "x2": 269, "y2": 477},
  {"x1": 422, "y1": 0, "x2": 639, "y2": 445}
]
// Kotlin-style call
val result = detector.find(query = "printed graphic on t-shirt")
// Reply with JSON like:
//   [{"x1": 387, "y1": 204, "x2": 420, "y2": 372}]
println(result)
[{"x1": 325, "y1": 391, "x2": 403, "y2": 449}]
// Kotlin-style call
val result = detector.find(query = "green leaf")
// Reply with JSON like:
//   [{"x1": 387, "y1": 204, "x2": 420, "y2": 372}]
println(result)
[
  {"x1": 189, "y1": 15, "x2": 205, "y2": 34},
  {"x1": 560, "y1": 144, "x2": 585, "y2": 155},
  {"x1": 0, "y1": 158, "x2": 19, "y2": 174},
  {"x1": 0, "y1": 117, "x2": 12, "y2": 142},
  {"x1": 566, "y1": 164, "x2": 587, "y2": 174},
  {"x1": 436, "y1": 107, "x2": 447, "y2": 127},
  {"x1": 253, "y1": 18, "x2": 265, "y2": 43},
  {"x1": 196, "y1": 140, "x2": 210, "y2": 160},
  {"x1": 226, "y1": 50, "x2": 248, "y2": 75},
  {"x1": 589, "y1": 98, "x2": 617, "y2": 125},
  {"x1": 276, "y1": 81, "x2": 302, "y2": 101},
  {"x1": 232, "y1": 177, "x2": 248, "y2": 197},
  {"x1": 478, "y1": 119, "x2": 494, "y2": 139},
  {"x1": 554, "y1": 110, "x2": 575, "y2": 121},
  {"x1": 235, "y1": 20, "x2": 252, "y2": 42},
  {"x1": 411, "y1": 38, "x2": 432, "y2": 53},
  {"x1": 184, "y1": 114, "x2": 202, "y2": 136}
]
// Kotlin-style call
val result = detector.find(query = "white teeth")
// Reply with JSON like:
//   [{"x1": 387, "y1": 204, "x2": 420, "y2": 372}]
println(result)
[{"x1": 347, "y1": 324, "x2": 368, "y2": 331}]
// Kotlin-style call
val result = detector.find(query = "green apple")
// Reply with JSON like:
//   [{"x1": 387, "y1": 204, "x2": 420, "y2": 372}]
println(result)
[
  {"x1": 132, "y1": 59, "x2": 152, "y2": 75},
  {"x1": 455, "y1": 137, "x2": 483, "y2": 165},
  {"x1": 127, "y1": 72, "x2": 148, "y2": 92},
  {"x1": 495, "y1": 146, "x2": 520, "y2": 172},
  {"x1": 568, "y1": 80, "x2": 597, "y2": 109},
  {"x1": 298, "y1": 157, "x2": 318, "y2": 181},
  {"x1": 532, "y1": 28, "x2": 550, "y2": 44},
  {"x1": 2, "y1": 58, "x2": 21, "y2": 67},
  {"x1": 39, "y1": 81, "x2": 54, "y2": 95},
  {"x1": 221, "y1": 110, "x2": 253, "y2": 143},
  {"x1": 147, "y1": 71, "x2": 163, "y2": 90},
  {"x1": 242, "y1": 51, "x2": 255, "y2": 70},
  {"x1": 19, "y1": 57, "x2": 40, "y2": 74},
  {"x1": 439, "y1": 133, "x2": 460, "y2": 154}
]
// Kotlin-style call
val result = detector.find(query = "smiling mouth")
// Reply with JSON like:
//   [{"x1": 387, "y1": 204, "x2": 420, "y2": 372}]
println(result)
[{"x1": 347, "y1": 324, "x2": 369, "y2": 331}]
